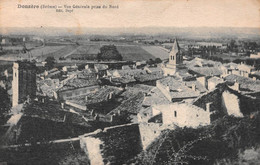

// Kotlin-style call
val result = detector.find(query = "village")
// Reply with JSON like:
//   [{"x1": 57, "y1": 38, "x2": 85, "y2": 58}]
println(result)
[{"x1": 0, "y1": 34, "x2": 260, "y2": 164}]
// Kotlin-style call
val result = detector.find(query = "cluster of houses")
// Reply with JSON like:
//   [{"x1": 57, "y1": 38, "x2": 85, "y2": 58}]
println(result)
[{"x1": 8, "y1": 39, "x2": 260, "y2": 153}]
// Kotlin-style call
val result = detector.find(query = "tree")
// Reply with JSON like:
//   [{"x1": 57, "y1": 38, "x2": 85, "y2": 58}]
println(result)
[
  {"x1": 0, "y1": 87, "x2": 11, "y2": 121},
  {"x1": 45, "y1": 57, "x2": 55, "y2": 69},
  {"x1": 98, "y1": 45, "x2": 123, "y2": 61},
  {"x1": 147, "y1": 59, "x2": 155, "y2": 66},
  {"x1": 154, "y1": 58, "x2": 162, "y2": 64}
]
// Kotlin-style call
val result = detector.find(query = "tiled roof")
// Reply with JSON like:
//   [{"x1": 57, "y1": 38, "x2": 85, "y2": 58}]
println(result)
[
  {"x1": 111, "y1": 76, "x2": 136, "y2": 84},
  {"x1": 208, "y1": 76, "x2": 224, "y2": 84},
  {"x1": 142, "y1": 87, "x2": 171, "y2": 106},
  {"x1": 67, "y1": 86, "x2": 123, "y2": 106},
  {"x1": 38, "y1": 79, "x2": 59, "y2": 97},
  {"x1": 237, "y1": 64, "x2": 254, "y2": 72},
  {"x1": 153, "y1": 102, "x2": 205, "y2": 113},
  {"x1": 135, "y1": 73, "x2": 163, "y2": 82},
  {"x1": 224, "y1": 74, "x2": 260, "y2": 92},
  {"x1": 189, "y1": 66, "x2": 224, "y2": 76},
  {"x1": 94, "y1": 64, "x2": 109, "y2": 71},
  {"x1": 185, "y1": 58, "x2": 222, "y2": 68},
  {"x1": 175, "y1": 69, "x2": 194, "y2": 80},
  {"x1": 158, "y1": 77, "x2": 203, "y2": 99},
  {"x1": 114, "y1": 69, "x2": 147, "y2": 77},
  {"x1": 144, "y1": 67, "x2": 163, "y2": 73},
  {"x1": 184, "y1": 80, "x2": 208, "y2": 93},
  {"x1": 58, "y1": 77, "x2": 99, "y2": 92},
  {"x1": 76, "y1": 69, "x2": 97, "y2": 79}
]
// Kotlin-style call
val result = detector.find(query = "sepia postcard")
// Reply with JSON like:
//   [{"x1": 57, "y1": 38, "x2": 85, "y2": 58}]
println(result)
[{"x1": 0, "y1": 0, "x2": 260, "y2": 164}]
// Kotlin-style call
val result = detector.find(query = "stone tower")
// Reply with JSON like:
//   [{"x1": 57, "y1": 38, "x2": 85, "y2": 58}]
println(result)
[{"x1": 12, "y1": 61, "x2": 37, "y2": 107}]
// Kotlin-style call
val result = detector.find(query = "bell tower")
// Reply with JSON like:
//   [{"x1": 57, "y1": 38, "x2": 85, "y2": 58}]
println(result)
[
  {"x1": 169, "y1": 39, "x2": 182, "y2": 66},
  {"x1": 163, "y1": 39, "x2": 183, "y2": 76}
]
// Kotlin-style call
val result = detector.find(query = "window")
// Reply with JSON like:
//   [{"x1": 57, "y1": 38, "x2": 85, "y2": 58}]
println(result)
[{"x1": 174, "y1": 111, "x2": 177, "y2": 117}]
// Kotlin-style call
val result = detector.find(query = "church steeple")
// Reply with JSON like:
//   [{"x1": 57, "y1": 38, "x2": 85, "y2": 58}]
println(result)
[
  {"x1": 170, "y1": 39, "x2": 180, "y2": 55},
  {"x1": 169, "y1": 39, "x2": 182, "y2": 65}
]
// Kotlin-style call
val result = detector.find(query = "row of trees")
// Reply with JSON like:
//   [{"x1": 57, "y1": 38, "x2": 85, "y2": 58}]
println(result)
[{"x1": 146, "y1": 58, "x2": 163, "y2": 66}]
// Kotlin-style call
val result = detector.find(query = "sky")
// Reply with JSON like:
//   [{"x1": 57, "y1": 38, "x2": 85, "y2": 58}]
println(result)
[{"x1": 0, "y1": 0, "x2": 259, "y2": 28}]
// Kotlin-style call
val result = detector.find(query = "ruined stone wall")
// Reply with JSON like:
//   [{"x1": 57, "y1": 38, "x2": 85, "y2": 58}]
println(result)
[
  {"x1": 192, "y1": 83, "x2": 227, "y2": 121},
  {"x1": 138, "y1": 122, "x2": 174, "y2": 150}
]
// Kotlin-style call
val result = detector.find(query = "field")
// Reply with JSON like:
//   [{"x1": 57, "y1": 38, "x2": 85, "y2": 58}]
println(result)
[
  {"x1": 30, "y1": 46, "x2": 65, "y2": 58},
  {"x1": 36, "y1": 45, "x2": 79, "y2": 60},
  {"x1": 67, "y1": 44, "x2": 158, "y2": 61},
  {"x1": 116, "y1": 45, "x2": 155, "y2": 61},
  {"x1": 0, "y1": 46, "x2": 66, "y2": 61},
  {"x1": 141, "y1": 46, "x2": 169, "y2": 59},
  {"x1": 66, "y1": 45, "x2": 100, "y2": 59},
  {"x1": 211, "y1": 53, "x2": 248, "y2": 61},
  {"x1": 0, "y1": 41, "x2": 170, "y2": 62}
]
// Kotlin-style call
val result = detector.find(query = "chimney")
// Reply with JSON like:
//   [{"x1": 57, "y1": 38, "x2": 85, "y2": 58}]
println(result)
[
  {"x1": 96, "y1": 74, "x2": 99, "y2": 80},
  {"x1": 94, "y1": 114, "x2": 99, "y2": 121},
  {"x1": 61, "y1": 103, "x2": 64, "y2": 109},
  {"x1": 85, "y1": 65, "x2": 89, "y2": 69},
  {"x1": 108, "y1": 92, "x2": 114, "y2": 100},
  {"x1": 192, "y1": 84, "x2": 196, "y2": 91},
  {"x1": 197, "y1": 76, "x2": 207, "y2": 89},
  {"x1": 206, "y1": 102, "x2": 212, "y2": 112},
  {"x1": 233, "y1": 82, "x2": 240, "y2": 91},
  {"x1": 91, "y1": 109, "x2": 95, "y2": 116},
  {"x1": 110, "y1": 114, "x2": 115, "y2": 122},
  {"x1": 109, "y1": 77, "x2": 112, "y2": 82},
  {"x1": 166, "y1": 85, "x2": 170, "y2": 92},
  {"x1": 85, "y1": 96, "x2": 88, "y2": 101},
  {"x1": 44, "y1": 70, "x2": 48, "y2": 76}
]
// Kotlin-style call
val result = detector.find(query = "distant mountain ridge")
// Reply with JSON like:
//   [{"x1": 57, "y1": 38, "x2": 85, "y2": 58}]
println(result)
[{"x1": 0, "y1": 27, "x2": 259, "y2": 39}]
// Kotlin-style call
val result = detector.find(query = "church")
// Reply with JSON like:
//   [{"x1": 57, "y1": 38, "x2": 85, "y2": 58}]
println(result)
[{"x1": 162, "y1": 39, "x2": 183, "y2": 76}]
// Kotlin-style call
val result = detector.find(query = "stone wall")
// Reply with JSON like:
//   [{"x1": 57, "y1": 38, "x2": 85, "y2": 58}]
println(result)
[
  {"x1": 139, "y1": 122, "x2": 175, "y2": 150},
  {"x1": 80, "y1": 123, "x2": 142, "y2": 165},
  {"x1": 221, "y1": 90, "x2": 243, "y2": 117}
]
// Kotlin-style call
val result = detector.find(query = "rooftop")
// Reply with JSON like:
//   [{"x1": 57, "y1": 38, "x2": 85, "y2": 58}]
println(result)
[
  {"x1": 111, "y1": 76, "x2": 136, "y2": 84},
  {"x1": 153, "y1": 102, "x2": 205, "y2": 113},
  {"x1": 224, "y1": 74, "x2": 260, "y2": 93},
  {"x1": 76, "y1": 69, "x2": 97, "y2": 79},
  {"x1": 208, "y1": 76, "x2": 224, "y2": 83},
  {"x1": 58, "y1": 77, "x2": 99, "y2": 92},
  {"x1": 188, "y1": 66, "x2": 224, "y2": 76},
  {"x1": 67, "y1": 86, "x2": 123, "y2": 106},
  {"x1": 135, "y1": 72, "x2": 163, "y2": 82},
  {"x1": 142, "y1": 87, "x2": 171, "y2": 106},
  {"x1": 144, "y1": 66, "x2": 163, "y2": 73},
  {"x1": 158, "y1": 77, "x2": 206, "y2": 99},
  {"x1": 94, "y1": 64, "x2": 109, "y2": 71},
  {"x1": 114, "y1": 69, "x2": 147, "y2": 77}
]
